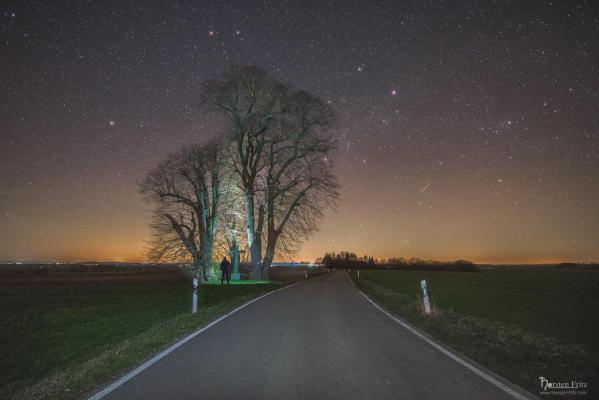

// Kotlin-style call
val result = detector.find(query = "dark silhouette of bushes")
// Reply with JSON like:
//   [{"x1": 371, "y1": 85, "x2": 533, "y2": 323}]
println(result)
[{"x1": 319, "y1": 252, "x2": 480, "y2": 272}]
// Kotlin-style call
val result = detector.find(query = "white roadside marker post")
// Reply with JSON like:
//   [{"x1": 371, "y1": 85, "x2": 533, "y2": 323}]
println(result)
[
  {"x1": 305, "y1": 269, "x2": 308, "y2": 279},
  {"x1": 192, "y1": 278, "x2": 199, "y2": 314},
  {"x1": 357, "y1": 268, "x2": 360, "y2": 278},
  {"x1": 420, "y1": 279, "x2": 431, "y2": 315}
]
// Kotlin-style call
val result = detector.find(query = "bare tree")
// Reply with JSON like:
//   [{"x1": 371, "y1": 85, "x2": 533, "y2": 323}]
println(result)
[
  {"x1": 200, "y1": 65, "x2": 288, "y2": 279},
  {"x1": 145, "y1": 203, "x2": 199, "y2": 266},
  {"x1": 200, "y1": 65, "x2": 339, "y2": 280},
  {"x1": 261, "y1": 91, "x2": 339, "y2": 277},
  {"x1": 140, "y1": 141, "x2": 224, "y2": 281}
]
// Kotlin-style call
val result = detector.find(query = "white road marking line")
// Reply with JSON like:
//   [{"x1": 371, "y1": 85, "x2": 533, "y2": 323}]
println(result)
[
  {"x1": 88, "y1": 280, "x2": 303, "y2": 400},
  {"x1": 350, "y1": 275, "x2": 533, "y2": 400}
]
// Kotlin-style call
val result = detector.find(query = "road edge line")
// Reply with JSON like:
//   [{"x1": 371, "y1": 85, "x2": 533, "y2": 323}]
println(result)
[
  {"x1": 347, "y1": 273, "x2": 536, "y2": 400},
  {"x1": 88, "y1": 280, "x2": 304, "y2": 400}
]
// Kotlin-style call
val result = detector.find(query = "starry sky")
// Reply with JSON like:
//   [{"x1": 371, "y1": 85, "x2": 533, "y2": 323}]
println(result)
[{"x1": 1, "y1": 1, "x2": 598, "y2": 263}]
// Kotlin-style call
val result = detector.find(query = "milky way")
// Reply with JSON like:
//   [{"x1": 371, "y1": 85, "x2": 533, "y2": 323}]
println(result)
[{"x1": 1, "y1": 1, "x2": 598, "y2": 263}]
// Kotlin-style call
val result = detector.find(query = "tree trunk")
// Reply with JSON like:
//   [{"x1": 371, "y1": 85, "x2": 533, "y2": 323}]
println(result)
[
  {"x1": 207, "y1": 171, "x2": 219, "y2": 281},
  {"x1": 249, "y1": 242, "x2": 262, "y2": 279},
  {"x1": 262, "y1": 244, "x2": 275, "y2": 280},
  {"x1": 245, "y1": 191, "x2": 262, "y2": 279},
  {"x1": 191, "y1": 250, "x2": 204, "y2": 281},
  {"x1": 261, "y1": 192, "x2": 277, "y2": 280},
  {"x1": 203, "y1": 240, "x2": 213, "y2": 281},
  {"x1": 255, "y1": 204, "x2": 265, "y2": 279}
]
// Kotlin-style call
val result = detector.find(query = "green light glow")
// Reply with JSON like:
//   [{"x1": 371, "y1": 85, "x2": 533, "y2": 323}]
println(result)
[{"x1": 205, "y1": 279, "x2": 272, "y2": 285}]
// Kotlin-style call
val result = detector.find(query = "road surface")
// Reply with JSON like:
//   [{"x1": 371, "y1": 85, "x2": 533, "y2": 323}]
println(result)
[{"x1": 99, "y1": 270, "x2": 526, "y2": 400}]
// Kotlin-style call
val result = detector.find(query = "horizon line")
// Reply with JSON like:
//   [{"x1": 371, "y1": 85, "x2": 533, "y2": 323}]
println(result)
[{"x1": 1, "y1": 258, "x2": 597, "y2": 266}]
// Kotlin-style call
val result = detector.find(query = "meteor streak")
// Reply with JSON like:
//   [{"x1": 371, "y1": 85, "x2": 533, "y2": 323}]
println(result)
[{"x1": 419, "y1": 183, "x2": 432, "y2": 193}]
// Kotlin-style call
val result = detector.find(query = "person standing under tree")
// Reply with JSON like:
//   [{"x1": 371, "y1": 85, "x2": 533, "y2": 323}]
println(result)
[{"x1": 220, "y1": 257, "x2": 232, "y2": 285}]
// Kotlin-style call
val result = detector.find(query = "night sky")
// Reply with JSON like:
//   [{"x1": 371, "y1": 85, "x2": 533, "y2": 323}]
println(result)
[{"x1": 1, "y1": 1, "x2": 598, "y2": 263}]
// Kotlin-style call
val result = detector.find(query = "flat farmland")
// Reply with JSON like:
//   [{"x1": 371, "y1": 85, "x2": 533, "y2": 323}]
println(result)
[
  {"x1": 351, "y1": 267, "x2": 599, "y2": 395},
  {"x1": 0, "y1": 265, "x2": 280, "y2": 399}
]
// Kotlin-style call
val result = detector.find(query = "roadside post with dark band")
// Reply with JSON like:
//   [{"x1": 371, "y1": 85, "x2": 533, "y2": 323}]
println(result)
[
  {"x1": 420, "y1": 279, "x2": 431, "y2": 315},
  {"x1": 192, "y1": 278, "x2": 199, "y2": 314}
]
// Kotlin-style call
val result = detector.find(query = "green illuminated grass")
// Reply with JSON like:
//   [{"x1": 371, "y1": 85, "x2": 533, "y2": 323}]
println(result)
[
  {"x1": 206, "y1": 279, "x2": 273, "y2": 285},
  {"x1": 0, "y1": 277, "x2": 279, "y2": 400},
  {"x1": 351, "y1": 268, "x2": 599, "y2": 395}
]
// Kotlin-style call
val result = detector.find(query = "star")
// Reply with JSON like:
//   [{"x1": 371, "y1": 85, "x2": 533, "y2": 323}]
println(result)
[
  {"x1": 391, "y1": 89, "x2": 397, "y2": 96},
  {"x1": 357, "y1": 66, "x2": 363, "y2": 72},
  {"x1": 208, "y1": 30, "x2": 215, "y2": 36},
  {"x1": 109, "y1": 120, "x2": 115, "y2": 126}
]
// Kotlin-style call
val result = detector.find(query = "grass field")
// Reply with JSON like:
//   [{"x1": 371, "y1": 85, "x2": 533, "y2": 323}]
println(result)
[
  {"x1": 0, "y1": 269, "x2": 280, "y2": 400},
  {"x1": 351, "y1": 268, "x2": 599, "y2": 396}
]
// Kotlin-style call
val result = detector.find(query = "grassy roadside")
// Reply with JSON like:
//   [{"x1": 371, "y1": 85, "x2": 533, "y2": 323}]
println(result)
[
  {"x1": 0, "y1": 278, "x2": 280, "y2": 400},
  {"x1": 350, "y1": 269, "x2": 598, "y2": 396}
]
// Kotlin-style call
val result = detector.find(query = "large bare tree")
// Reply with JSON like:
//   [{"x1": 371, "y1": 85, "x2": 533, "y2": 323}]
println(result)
[
  {"x1": 200, "y1": 65, "x2": 288, "y2": 279},
  {"x1": 261, "y1": 90, "x2": 339, "y2": 277},
  {"x1": 140, "y1": 141, "x2": 224, "y2": 281},
  {"x1": 201, "y1": 65, "x2": 339, "y2": 279}
]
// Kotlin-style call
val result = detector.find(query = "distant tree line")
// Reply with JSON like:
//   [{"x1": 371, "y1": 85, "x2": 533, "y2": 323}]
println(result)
[
  {"x1": 140, "y1": 65, "x2": 339, "y2": 281},
  {"x1": 319, "y1": 251, "x2": 480, "y2": 272},
  {"x1": 558, "y1": 262, "x2": 599, "y2": 268},
  {"x1": 319, "y1": 252, "x2": 376, "y2": 269}
]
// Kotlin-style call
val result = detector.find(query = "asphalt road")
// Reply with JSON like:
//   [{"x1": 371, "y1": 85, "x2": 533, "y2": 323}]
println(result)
[{"x1": 99, "y1": 270, "x2": 525, "y2": 400}]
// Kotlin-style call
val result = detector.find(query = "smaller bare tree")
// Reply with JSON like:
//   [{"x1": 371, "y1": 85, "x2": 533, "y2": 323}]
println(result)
[
  {"x1": 145, "y1": 203, "x2": 201, "y2": 268},
  {"x1": 140, "y1": 141, "x2": 224, "y2": 281}
]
